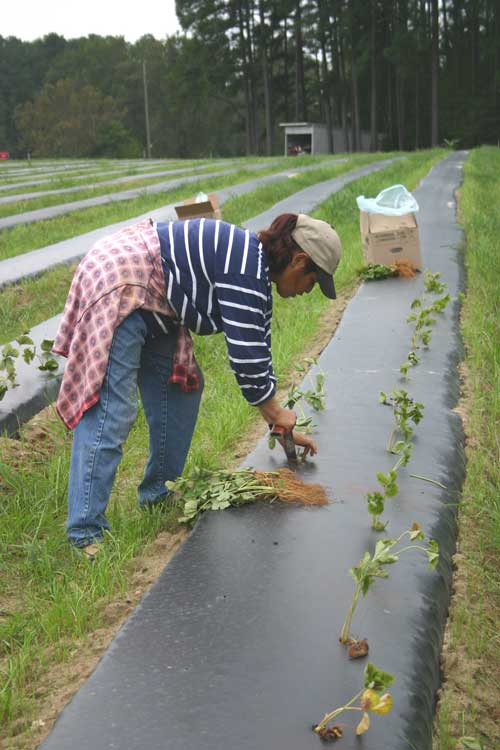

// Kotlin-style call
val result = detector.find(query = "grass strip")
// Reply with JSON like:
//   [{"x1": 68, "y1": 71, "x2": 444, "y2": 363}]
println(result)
[
  {"x1": 0, "y1": 148, "x2": 444, "y2": 740},
  {"x1": 0, "y1": 154, "x2": 344, "y2": 262},
  {"x1": 433, "y1": 145, "x2": 500, "y2": 750}
]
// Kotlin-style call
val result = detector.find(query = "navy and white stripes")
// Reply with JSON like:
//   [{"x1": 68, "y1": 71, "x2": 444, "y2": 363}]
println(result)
[{"x1": 156, "y1": 219, "x2": 276, "y2": 406}]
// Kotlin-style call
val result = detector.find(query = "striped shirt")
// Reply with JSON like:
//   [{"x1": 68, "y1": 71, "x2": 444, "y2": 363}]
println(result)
[{"x1": 156, "y1": 218, "x2": 276, "y2": 406}]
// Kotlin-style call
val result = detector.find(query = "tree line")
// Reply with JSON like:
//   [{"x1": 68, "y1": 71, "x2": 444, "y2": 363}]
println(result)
[{"x1": 1, "y1": 1, "x2": 499, "y2": 159}]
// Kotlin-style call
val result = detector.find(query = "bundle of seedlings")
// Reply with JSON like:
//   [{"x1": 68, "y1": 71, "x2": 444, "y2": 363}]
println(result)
[
  {"x1": 338, "y1": 523, "x2": 439, "y2": 653},
  {"x1": 268, "y1": 357, "x2": 325, "y2": 452},
  {"x1": 358, "y1": 259, "x2": 417, "y2": 281},
  {"x1": 312, "y1": 662, "x2": 394, "y2": 741},
  {"x1": 168, "y1": 467, "x2": 329, "y2": 523}
]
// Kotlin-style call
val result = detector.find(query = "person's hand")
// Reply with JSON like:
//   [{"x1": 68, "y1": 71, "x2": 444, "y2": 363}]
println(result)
[
  {"x1": 258, "y1": 397, "x2": 296, "y2": 431},
  {"x1": 292, "y1": 431, "x2": 318, "y2": 458}
]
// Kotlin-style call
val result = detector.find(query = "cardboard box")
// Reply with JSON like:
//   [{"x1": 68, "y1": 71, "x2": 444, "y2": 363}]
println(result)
[
  {"x1": 174, "y1": 193, "x2": 222, "y2": 221},
  {"x1": 360, "y1": 211, "x2": 422, "y2": 269}
]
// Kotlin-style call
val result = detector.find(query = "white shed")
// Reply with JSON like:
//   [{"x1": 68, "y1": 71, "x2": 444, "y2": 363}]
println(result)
[{"x1": 280, "y1": 121, "x2": 372, "y2": 155}]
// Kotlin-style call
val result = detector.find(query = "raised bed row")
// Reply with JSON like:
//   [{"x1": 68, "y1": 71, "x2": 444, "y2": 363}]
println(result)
[{"x1": 0, "y1": 161, "x2": 236, "y2": 205}]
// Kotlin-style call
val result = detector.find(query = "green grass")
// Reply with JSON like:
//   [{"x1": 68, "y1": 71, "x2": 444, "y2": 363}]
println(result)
[
  {"x1": 433, "y1": 146, "x2": 500, "y2": 750},
  {"x1": 0, "y1": 154, "x2": 340, "y2": 262},
  {"x1": 0, "y1": 148, "x2": 446, "y2": 741}
]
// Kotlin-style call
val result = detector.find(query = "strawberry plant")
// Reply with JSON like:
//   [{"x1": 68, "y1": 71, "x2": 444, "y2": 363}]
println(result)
[
  {"x1": 313, "y1": 662, "x2": 394, "y2": 740},
  {"x1": 339, "y1": 523, "x2": 439, "y2": 646},
  {"x1": 423, "y1": 269, "x2": 446, "y2": 294},
  {"x1": 0, "y1": 335, "x2": 57, "y2": 401},
  {"x1": 365, "y1": 442, "x2": 412, "y2": 530},
  {"x1": 268, "y1": 357, "x2": 325, "y2": 451},
  {"x1": 380, "y1": 389, "x2": 424, "y2": 453}
]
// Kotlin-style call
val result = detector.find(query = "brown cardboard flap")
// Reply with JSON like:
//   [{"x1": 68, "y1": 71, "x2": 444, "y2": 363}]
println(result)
[{"x1": 175, "y1": 192, "x2": 221, "y2": 220}]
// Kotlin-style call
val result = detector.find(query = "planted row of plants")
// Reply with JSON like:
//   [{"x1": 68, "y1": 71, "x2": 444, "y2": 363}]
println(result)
[{"x1": 311, "y1": 269, "x2": 452, "y2": 742}]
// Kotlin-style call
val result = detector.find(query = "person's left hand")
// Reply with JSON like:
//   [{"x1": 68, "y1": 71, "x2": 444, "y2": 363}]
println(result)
[{"x1": 291, "y1": 431, "x2": 318, "y2": 458}]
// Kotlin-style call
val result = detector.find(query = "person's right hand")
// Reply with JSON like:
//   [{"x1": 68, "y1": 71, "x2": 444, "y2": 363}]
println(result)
[
  {"x1": 258, "y1": 397, "x2": 296, "y2": 431},
  {"x1": 271, "y1": 407, "x2": 297, "y2": 432}
]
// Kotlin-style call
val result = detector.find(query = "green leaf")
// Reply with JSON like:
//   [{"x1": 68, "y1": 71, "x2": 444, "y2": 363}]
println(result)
[
  {"x1": 22, "y1": 348, "x2": 36, "y2": 364},
  {"x1": 40, "y1": 339, "x2": 55, "y2": 352},
  {"x1": 426, "y1": 539, "x2": 440, "y2": 569},
  {"x1": 459, "y1": 738, "x2": 484, "y2": 750},
  {"x1": 364, "y1": 662, "x2": 395, "y2": 692},
  {"x1": 38, "y1": 359, "x2": 59, "y2": 372},
  {"x1": 366, "y1": 491, "x2": 385, "y2": 517},
  {"x1": 16, "y1": 335, "x2": 34, "y2": 346},
  {"x1": 0, "y1": 382, "x2": 7, "y2": 401}
]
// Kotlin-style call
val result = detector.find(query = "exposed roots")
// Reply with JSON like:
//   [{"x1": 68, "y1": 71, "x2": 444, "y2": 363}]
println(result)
[{"x1": 254, "y1": 468, "x2": 330, "y2": 506}]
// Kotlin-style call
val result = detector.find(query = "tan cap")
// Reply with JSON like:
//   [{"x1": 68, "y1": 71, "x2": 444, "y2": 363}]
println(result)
[{"x1": 292, "y1": 214, "x2": 342, "y2": 298}]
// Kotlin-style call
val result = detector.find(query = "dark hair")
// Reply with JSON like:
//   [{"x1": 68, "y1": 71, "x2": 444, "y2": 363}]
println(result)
[{"x1": 258, "y1": 213, "x2": 318, "y2": 275}]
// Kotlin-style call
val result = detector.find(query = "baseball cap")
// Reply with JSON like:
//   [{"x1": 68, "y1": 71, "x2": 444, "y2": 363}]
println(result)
[{"x1": 291, "y1": 214, "x2": 342, "y2": 299}]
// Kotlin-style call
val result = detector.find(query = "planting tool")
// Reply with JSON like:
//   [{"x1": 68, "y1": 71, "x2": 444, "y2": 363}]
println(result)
[{"x1": 269, "y1": 424, "x2": 298, "y2": 463}]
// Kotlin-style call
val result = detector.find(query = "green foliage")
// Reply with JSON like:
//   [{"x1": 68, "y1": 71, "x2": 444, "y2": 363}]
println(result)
[
  {"x1": 15, "y1": 79, "x2": 128, "y2": 158},
  {"x1": 358, "y1": 263, "x2": 397, "y2": 281},
  {"x1": 0, "y1": 335, "x2": 57, "y2": 401},
  {"x1": 363, "y1": 662, "x2": 395, "y2": 693},
  {"x1": 166, "y1": 467, "x2": 283, "y2": 523},
  {"x1": 340, "y1": 525, "x2": 440, "y2": 643},
  {"x1": 268, "y1": 357, "x2": 325, "y2": 451}
]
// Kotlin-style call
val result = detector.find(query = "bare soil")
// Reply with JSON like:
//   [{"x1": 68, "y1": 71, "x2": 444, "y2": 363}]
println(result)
[{"x1": 2, "y1": 282, "x2": 359, "y2": 750}]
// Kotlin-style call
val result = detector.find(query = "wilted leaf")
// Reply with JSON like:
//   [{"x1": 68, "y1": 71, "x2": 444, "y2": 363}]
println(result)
[
  {"x1": 361, "y1": 689, "x2": 378, "y2": 710},
  {"x1": 409, "y1": 521, "x2": 425, "y2": 541},
  {"x1": 355, "y1": 712, "x2": 370, "y2": 735},
  {"x1": 372, "y1": 693, "x2": 393, "y2": 714}
]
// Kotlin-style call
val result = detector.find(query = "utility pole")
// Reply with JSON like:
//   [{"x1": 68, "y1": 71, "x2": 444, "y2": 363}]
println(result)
[{"x1": 142, "y1": 60, "x2": 152, "y2": 159}]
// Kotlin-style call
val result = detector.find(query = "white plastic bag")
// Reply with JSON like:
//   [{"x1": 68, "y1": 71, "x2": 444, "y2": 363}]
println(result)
[
  {"x1": 356, "y1": 184, "x2": 419, "y2": 215},
  {"x1": 195, "y1": 191, "x2": 209, "y2": 203}
]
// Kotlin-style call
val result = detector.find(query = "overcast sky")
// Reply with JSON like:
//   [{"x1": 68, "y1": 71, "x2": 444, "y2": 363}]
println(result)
[{"x1": 3, "y1": 0, "x2": 182, "y2": 42}]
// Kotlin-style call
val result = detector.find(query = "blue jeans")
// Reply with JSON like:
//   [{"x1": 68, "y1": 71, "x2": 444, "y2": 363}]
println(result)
[{"x1": 66, "y1": 311, "x2": 203, "y2": 547}]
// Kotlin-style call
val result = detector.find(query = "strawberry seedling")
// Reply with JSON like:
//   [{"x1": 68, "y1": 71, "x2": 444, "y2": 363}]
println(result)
[
  {"x1": 380, "y1": 389, "x2": 424, "y2": 453},
  {"x1": 0, "y1": 335, "x2": 57, "y2": 401},
  {"x1": 312, "y1": 662, "x2": 394, "y2": 740},
  {"x1": 339, "y1": 524, "x2": 439, "y2": 646},
  {"x1": 268, "y1": 357, "x2": 325, "y2": 452}
]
